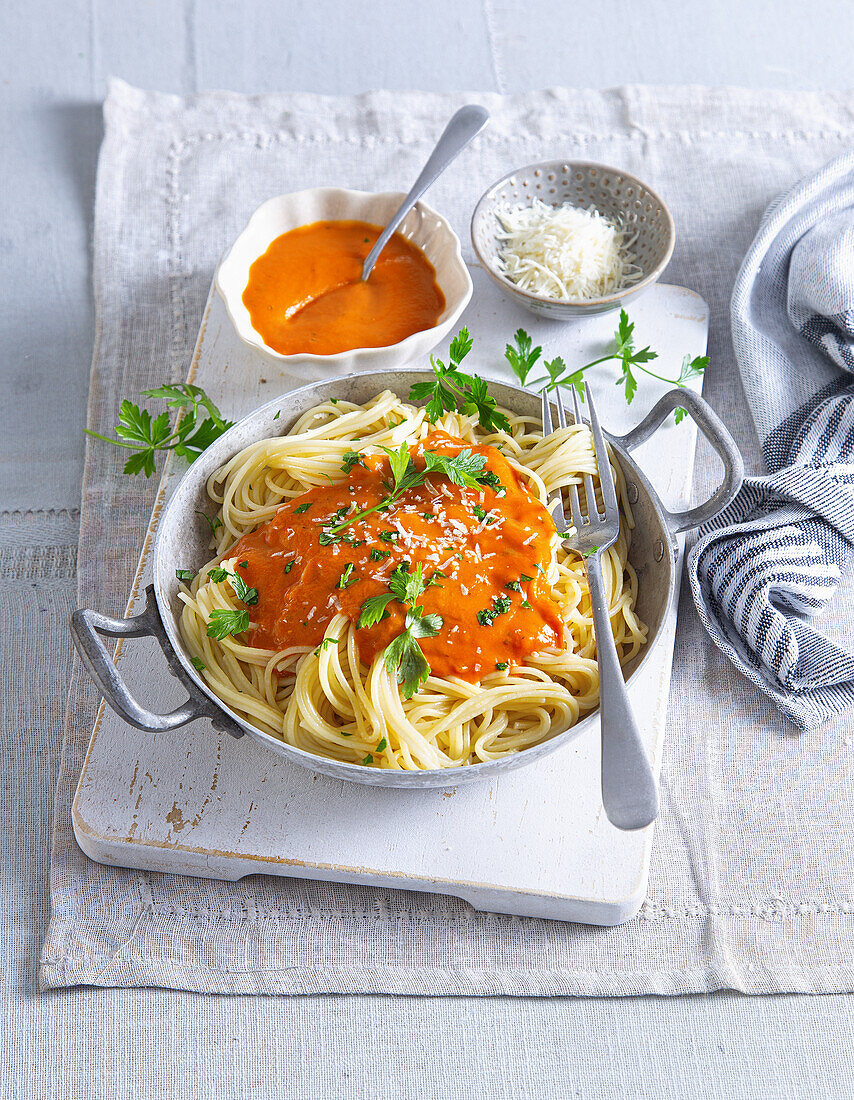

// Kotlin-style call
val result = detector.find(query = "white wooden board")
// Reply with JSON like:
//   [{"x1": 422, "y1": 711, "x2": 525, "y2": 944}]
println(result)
[{"x1": 73, "y1": 270, "x2": 709, "y2": 925}]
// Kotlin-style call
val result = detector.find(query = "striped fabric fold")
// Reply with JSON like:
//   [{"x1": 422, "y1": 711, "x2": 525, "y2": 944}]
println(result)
[{"x1": 688, "y1": 150, "x2": 854, "y2": 728}]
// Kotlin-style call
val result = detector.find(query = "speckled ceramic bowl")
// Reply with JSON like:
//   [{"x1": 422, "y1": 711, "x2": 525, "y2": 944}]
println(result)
[
  {"x1": 471, "y1": 161, "x2": 675, "y2": 319},
  {"x1": 216, "y1": 187, "x2": 473, "y2": 372}
]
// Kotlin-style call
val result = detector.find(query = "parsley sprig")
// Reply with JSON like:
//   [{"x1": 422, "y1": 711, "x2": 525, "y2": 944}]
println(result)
[
  {"x1": 409, "y1": 329, "x2": 511, "y2": 433},
  {"x1": 357, "y1": 562, "x2": 443, "y2": 699},
  {"x1": 87, "y1": 383, "x2": 234, "y2": 477},
  {"x1": 505, "y1": 311, "x2": 709, "y2": 422},
  {"x1": 325, "y1": 443, "x2": 487, "y2": 537}
]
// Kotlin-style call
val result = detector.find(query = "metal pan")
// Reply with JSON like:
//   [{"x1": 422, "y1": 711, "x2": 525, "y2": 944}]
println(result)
[{"x1": 71, "y1": 373, "x2": 743, "y2": 789}]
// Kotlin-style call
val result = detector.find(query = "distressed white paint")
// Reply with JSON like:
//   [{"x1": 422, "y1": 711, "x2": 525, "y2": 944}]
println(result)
[{"x1": 73, "y1": 271, "x2": 709, "y2": 925}]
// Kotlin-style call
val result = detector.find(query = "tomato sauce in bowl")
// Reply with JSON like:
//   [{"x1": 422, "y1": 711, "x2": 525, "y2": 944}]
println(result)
[{"x1": 242, "y1": 219, "x2": 446, "y2": 356}]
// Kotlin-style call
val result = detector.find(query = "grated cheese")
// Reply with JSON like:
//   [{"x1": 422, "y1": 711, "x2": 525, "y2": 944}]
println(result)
[{"x1": 496, "y1": 198, "x2": 642, "y2": 301}]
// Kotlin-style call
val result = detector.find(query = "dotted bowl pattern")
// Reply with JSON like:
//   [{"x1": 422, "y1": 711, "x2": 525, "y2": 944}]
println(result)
[{"x1": 471, "y1": 160, "x2": 675, "y2": 320}]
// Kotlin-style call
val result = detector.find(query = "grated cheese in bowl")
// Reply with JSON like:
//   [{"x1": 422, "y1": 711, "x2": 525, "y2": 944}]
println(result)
[{"x1": 495, "y1": 199, "x2": 643, "y2": 301}]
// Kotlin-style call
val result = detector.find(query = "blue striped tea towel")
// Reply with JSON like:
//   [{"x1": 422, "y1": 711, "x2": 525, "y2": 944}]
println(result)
[{"x1": 688, "y1": 149, "x2": 854, "y2": 729}]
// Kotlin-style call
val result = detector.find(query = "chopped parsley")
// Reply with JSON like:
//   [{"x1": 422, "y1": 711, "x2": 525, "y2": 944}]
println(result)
[
  {"x1": 341, "y1": 450, "x2": 363, "y2": 474},
  {"x1": 230, "y1": 572, "x2": 258, "y2": 606},
  {"x1": 520, "y1": 573, "x2": 534, "y2": 583},
  {"x1": 190, "y1": 656, "x2": 206, "y2": 671},
  {"x1": 477, "y1": 471, "x2": 504, "y2": 492},
  {"x1": 313, "y1": 636, "x2": 339, "y2": 656},
  {"x1": 175, "y1": 568, "x2": 196, "y2": 582},
  {"x1": 196, "y1": 510, "x2": 222, "y2": 535},
  {"x1": 336, "y1": 563, "x2": 358, "y2": 589},
  {"x1": 238, "y1": 560, "x2": 248, "y2": 569},
  {"x1": 495, "y1": 661, "x2": 509, "y2": 671},
  {"x1": 477, "y1": 595, "x2": 512, "y2": 627},
  {"x1": 362, "y1": 753, "x2": 373, "y2": 765},
  {"x1": 284, "y1": 561, "x2": 295, "y2": 574},
  {"x1": 370, "y1": 548, "x2": 391, "y2": 561},
  {"x1": 379, "y1": 531, "x2": 397, "y2": 542},
  {"x1": 207, "y1": 566, "x2": 257, "y2": 605},
  {"x1": 376, "y1": 737, "x2": 388, "y2": 752},
  {"x1": 504, "y1": 580, "x2": 522, "y2": 592},
  {"x1": 273, "y1": 410, "x2": 281, "y2": 420},
  {"x1": 294, "y1": 501, "x2": 314, "y2": 514},
  {"x1": 472, "y1": 505, "x2": 487, "y2": 522},
  {"x1": 521, "y1": 600, "x2": 532, "y2": 609}
]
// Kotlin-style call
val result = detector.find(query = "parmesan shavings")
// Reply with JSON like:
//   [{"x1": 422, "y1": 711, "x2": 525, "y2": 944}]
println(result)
[{"x1": 496, "y1": 199, "x2": 642, "y2": 301}]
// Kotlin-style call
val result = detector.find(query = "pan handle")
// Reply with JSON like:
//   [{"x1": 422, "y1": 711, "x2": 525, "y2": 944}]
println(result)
[
  {"x1": 608, "y1": 388, "x2": 744, "y2": 535},
  {"x1": 70, "y1": 585, "x2": 244, "y2": 737}
]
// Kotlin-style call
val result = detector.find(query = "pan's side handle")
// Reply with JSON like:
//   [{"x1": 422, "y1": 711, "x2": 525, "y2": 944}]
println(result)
[
  {"x1": 608, "y1": 388, "x2": 744, "y2": 535},
  {"x1": 71, "y1": 585, "x2": 243, "y2": 737}
]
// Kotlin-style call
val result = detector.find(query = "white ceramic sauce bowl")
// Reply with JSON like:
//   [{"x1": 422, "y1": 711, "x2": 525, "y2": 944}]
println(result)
[{"x1": 215, "y1": 188, "x2": 473, "y2": 373}]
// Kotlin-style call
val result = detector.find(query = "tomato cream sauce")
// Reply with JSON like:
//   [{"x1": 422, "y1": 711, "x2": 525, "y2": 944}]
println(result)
[
  {"x1": 229, "y1": 433, "x2": 563, "y2": 682},
  {"x1": 242, "y1": 220, "x2": 445, "y2": 356}
]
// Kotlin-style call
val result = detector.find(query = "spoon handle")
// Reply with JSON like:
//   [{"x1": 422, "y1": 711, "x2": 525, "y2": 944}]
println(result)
[{"x1": 361, "y1": 104, "x2": 490, "y2": 280}]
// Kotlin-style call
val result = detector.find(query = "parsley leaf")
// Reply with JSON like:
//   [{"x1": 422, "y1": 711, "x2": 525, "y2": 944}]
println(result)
[
  {"x1": 505, "y1": 328, "x2": 542, "y2": 385},
  {"x1": 207, "y1": 567, "x2": 230, "y2": 583},
  {"x1": 190, "y1": 656, "x2": 206, "y2": 672},
  {"x1": 383, "y1": 607, "x2": 442, "y2": 699},
  {"x1": 88, "y1": 384, "x2": 232, "y2": 477},
  {"x1": 388, "y1": 561, "x2": 426, "y2": 606},
  {"x1": 357, "y1": 593, "x2": 394, "y2": 628},
  {"x1": 206, "y1": 608, "x2": 249, "y2": 640},
  {"x1": 175, "y1": 569, "x2": 196, "y2": 582},
  {"x1": 423, "y1": 448, "x2": 487, "y2": 489}
]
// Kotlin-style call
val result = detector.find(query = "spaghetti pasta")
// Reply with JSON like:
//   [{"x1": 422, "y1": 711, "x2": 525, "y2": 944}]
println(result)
[{"x1": 177, "y1": 390, "x2": 646, "y2": 771}]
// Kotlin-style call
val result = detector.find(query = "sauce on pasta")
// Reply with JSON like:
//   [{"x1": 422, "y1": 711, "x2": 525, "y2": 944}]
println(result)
[
  {"x1": 229, "y1": 432, "x2": 562, "y2": 680},
  {"x1": 242, "y1": 220, "x2": 445, "y2": 356}
]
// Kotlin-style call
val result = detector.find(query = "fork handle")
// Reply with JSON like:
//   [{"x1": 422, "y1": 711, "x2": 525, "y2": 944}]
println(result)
[{"x1": 586, "y1": 555, "x2": 659, "y2": 831}]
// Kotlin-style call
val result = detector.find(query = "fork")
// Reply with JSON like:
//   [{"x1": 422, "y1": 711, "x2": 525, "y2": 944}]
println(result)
[{"x1": 542, "y1": 383, "x2": 659, "y2": 831}]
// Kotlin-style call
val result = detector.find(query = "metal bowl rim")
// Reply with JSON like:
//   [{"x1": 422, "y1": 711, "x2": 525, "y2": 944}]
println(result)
[{"x1": 152, "y1": 369, "x2": 676, "y2": 785}]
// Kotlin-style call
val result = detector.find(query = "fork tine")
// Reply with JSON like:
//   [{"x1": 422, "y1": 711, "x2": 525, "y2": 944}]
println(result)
[
  {"x1": 554, "y1": 386, "x2": 567, "y2": 429},
  {"x1": 583, "y1": 473, "x2": 599, "y2": 519},
  {"x1": 585, "y1": 382, "x2": 619, "y2": 518},
  {"x1": 568, "y1": 483, "x2": 584, "y2": 530},
  {"x1": 540, "y1": 387, "x2": 553, "y2": 436},
  {"x1": 570, "y1": 385, "x2": 582, "y2": 425}
]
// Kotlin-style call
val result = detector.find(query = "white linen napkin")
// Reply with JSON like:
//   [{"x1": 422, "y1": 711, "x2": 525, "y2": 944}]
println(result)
[{"x1": 41, "y1": 80, "x2": 854, "y2": 995}]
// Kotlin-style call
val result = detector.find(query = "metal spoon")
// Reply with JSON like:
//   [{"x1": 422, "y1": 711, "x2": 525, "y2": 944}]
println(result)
[{"x1": 361, "y1": 104, "x2": 490, "y2": 281}]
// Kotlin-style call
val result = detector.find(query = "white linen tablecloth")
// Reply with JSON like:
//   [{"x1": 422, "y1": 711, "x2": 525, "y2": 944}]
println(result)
[{"x1": 39, "y1": 79, "x2": 854, "y2": 995}]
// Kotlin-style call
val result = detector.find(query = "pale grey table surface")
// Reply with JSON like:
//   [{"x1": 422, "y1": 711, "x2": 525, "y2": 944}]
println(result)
[{"x1": 4, "y1": 1, "x2": 854, "y2": 1096}]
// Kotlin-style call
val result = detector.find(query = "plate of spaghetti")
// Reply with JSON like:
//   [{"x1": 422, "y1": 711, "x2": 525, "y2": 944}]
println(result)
[{"x1": 74, "y1": 369, "x2": 742, "y2": 788}]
